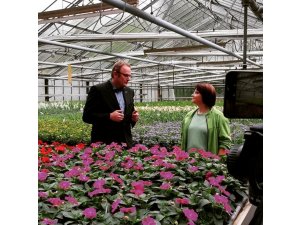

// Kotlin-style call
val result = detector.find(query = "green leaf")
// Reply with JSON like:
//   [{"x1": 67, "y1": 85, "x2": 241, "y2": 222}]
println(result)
[
  {"x1": 137, "y1": 209, "x2": 149, "y2": 218},
  {"x1": 199, "y1": 199, "x2": 211, "y2": 208},
  {"x1": 213, "y1": 217, "x2": 224, "y2": 225},
  {"x1": 189, "y1": 181, "x2": 199, "y2": 188},
  {"x1": 148, "y1": 199, "x2": 164, "y2": 206},
  {"x1": 101, "y1": 201, "x2": 110, "y2": 212},
  {"x1": 62, "y1": 211, "x2": 74, "y2": 219},
  {"x1": 176, "y1": 169, "x2": 186, "y2": 177},
  {"x1": 155, "y1": 214, "x2": 165, "y2": 221},
  {"x1": 84, "y1": 182, "x2": 91, "y2": 190},
  {"x1": 177, "y1": 176, "x2": 186, "y2": 181},
  {"x1": 113, "y1": 212, "x2": 124, "y2": 219},
  {"x1": 148, "y1": 194, "x2": 166, "y2": 199},
  {"x1": 71, "y1": 210, "x2": 82, "y2": 219},
  {"x1": 64, "y1": 221, "x2": 75, "y2": 225},
  {"x1": 78, "y1": 196, "x2": 89, "y2": 204},
  {"x1": 165, "y1": 211, "x2": 179, "y2": 216}
]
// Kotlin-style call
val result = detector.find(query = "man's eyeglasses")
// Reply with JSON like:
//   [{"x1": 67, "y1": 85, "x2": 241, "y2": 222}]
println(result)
[{"x1": 118, "y1": 72, "x2": 131, "y2": 78}]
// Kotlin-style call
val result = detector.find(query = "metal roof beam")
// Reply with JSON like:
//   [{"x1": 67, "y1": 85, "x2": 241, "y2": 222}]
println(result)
[
  {"x1": 145, "y1": 51, "x2": 263, "y2": 57},
  {"x1": 38, "y1": 1, "x2": 138, "y2": 20},
  {"x1": 38, "y1": 51, "x2": 144, "y2": 70},
  {"x1": 102, "y1": 0, "x2": 262, "y2": 68},
  {"x1": 160, "y1": 76, "x2": 226, "y2": 87},
  {"x1": 44, "y1": 29, "x2": 263, "y2": 42},
  {"x1": 38, "y1": 38, "x2": 216, "y2": 73},
  {"x1": 134, "y1": 71, "x2": 224, "y2": 83},
  {"x1": 38, "y1": 9, "x2": 124, "y2": 24}
]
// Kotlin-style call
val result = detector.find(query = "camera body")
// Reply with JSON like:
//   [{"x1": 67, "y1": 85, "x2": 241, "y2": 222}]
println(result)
[
  {"x1": 227, "y1": 124, "x2": 263, "y2": 206},
  {"x1": 223, "y1": 70, "x2": 263, "y2": 206}
]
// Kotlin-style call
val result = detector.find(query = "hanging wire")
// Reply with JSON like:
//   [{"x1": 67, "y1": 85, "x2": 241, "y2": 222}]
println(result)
[
  {"x1": 172, "y1": 65, "x2": 175, "y2": 88},
  {"x1": 157, "y1": 65, "x2": 160, "y2": 101},
  {"x1": 188, "y1": 0, "x2": 228, "y2": 30},
  {"x1": 100, "y1": 61, "x2": 103, "y2": 83},
  {"x1": 233, "y1": 40, "x2": 239, "y2": 52},
  {"x1": 150, "y1": 0, "x2": 153, "y2": 15},
  {"x1": 99, "y1": 0, "x2": 126, "y2": 27},
  {"x1": 157, "y1": 65, "x2": 160, "y2": 86}
]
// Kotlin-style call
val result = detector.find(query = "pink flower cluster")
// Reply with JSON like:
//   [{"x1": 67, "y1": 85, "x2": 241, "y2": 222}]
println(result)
[
  {"x1": 39, "y1": 141, "x2": 238, "y2": 224},
  {"x1": 130, "y1": 180, "x2": 152, "y2": 196},
  {"x1": 88, "y1": 179, "x2": 111, "y2": 197},
  {"x1": 110, "y1": 173, "x2": 124, "y2": 185},
  {"x1": 65, "y1": 196, "x2": 78, "y2": 205},
  {"x1": 173, "y1": 147, "x2": 189, "y2": 161},
  {"x1": 83, "y1": 207, "x2": 97, "y2": 219},
  {"x1": 111, "y1": 199, "x2": 121, "y2": 213},
  {"x1": 160, "y1": 171, "x2": 174, "y2": 180},
  {"x1": 64, "y1": 166, "x2": 90, "y2": 182},
  {"x1": 160, "y1": 182, "x2": 171, "y2": 190},
  {"x1": 188, "y1": 165, "x2": 199, "y2": 173},
  {"x1": 120, "y1": 206, "x2": 136, "y2": 213},
  {"x1": 183, "y1": 208, "x2": 198, "y2": 225},
  {"x1": 142, "y1": 216, "x2": 157, "y2": 225},
  {"x1": 214, "y1": 194, "x2": 232, "y2": 213},
  {"x1": 41, "y1": 218, "x2": 58, "y2": 225},
  {"x1": 207, "y1": 175, "x2": 231, "y2": 196},
  {"x1": 58, "y1": 181, "x2": 71, "y2": 190},
  {"x1": 175, "y1": 198, "x2": 190, "y2": 205},
  {"x1": 129, "y1": 144, "x2": 148, "y2": 153},
  {"x1": 38, "y1": 171, "x2": 48, "y2": 181},
  {"x1": 47, "y1": 198, "x2": 64, "y2": 207},
  {"x1": 189, "y1": 148, "x2": 220, "y2": 160},
  {"x1": 121, "y1": 157, "x2": 135, "y2": 169},
  {"x1": 152, "y1": 159, "x2": 176, "y2": 168}
]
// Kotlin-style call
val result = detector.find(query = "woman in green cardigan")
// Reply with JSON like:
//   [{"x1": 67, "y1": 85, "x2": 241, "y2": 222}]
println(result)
[{"x1": 181, "y1": 83, "x2": 231, "y2": 155}]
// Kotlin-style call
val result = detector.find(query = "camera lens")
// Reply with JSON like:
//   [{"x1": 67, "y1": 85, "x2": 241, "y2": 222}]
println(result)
[{"x1": 227, "y1": 144, "x2": 247, "y2": 181}]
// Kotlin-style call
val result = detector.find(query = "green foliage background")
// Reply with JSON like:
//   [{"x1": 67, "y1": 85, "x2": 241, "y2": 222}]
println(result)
[{"x1": 38, "y1": 100, "x2": 262, "y2": 146}]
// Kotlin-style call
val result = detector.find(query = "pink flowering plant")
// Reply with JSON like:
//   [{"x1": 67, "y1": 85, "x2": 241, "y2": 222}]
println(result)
[{"x1": 38, "y1": 140, "x2": 246, "y2": 225}]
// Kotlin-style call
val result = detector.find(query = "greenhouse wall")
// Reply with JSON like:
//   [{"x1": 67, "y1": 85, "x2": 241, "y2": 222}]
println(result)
[{"x1": 38, "y1": 78, "x2": 224, "y2": 103}]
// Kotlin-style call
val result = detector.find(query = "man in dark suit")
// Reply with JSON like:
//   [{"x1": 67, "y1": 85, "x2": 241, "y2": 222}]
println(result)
[{"x1": 82, "y1": 60, "x2": 139, "y2": 148}]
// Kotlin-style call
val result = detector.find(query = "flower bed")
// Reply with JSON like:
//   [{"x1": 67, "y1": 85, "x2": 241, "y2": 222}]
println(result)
[{"x1": 38, "y1": 140, "x2": 246, "y2": 225}]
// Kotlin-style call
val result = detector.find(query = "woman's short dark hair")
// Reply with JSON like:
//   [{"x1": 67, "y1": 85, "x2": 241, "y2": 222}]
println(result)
[{"x1": 195, "y1": 83, "x2": 216, "y2": 108}]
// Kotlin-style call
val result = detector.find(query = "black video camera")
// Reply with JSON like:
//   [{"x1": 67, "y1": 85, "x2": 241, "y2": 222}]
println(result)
[{"x1": 223, "y1": 70, "x2": 263, "y2": 206}]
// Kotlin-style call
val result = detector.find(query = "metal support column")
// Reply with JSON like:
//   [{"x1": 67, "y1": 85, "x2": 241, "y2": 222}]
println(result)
[
  {"x1": 242, "y1": 0, "x2": 249, "y2": 69},
  {"x1": 86, "y1": 81, "x2": 90, "y2": 96},
  {"x1": 45, "y1": 79, "x2": 49, "y2": 102},
  {"x1": 157, "y1": 66, "x2": 161, "y2": 101},
  {"x1": 139, "y1": 83, "x2": 143, "y2": 102}
]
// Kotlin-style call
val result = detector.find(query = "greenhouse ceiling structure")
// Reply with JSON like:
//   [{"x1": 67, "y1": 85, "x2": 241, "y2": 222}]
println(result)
[{"x1": 38, "y1": 0, "x2": 263, "y2": 101}]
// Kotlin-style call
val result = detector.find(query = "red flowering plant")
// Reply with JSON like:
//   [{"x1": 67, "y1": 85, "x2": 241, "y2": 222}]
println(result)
[{"x1": 38, "y1": 140, "x2": 247, "y2": 225}]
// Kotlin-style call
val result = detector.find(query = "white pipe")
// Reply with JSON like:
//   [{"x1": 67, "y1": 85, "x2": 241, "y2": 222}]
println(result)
[
  {"x1": 248, "y1": 0, "x2": 263, "y2": 21},
  {"x1": 150, "y1": 74, "x2": 225, "y2": 85},
  {"x1": 38, "y1": 52, "x2": 144, "y2": 70},
  {"x1": 101, "y1": 0, "x2": 262, "y2": 68},
  {"x1": 44, "y1": 29, "x2": 263, "y2": 42},
  {"x1": 135, "y1": 72, "x2": 225, "y2": 83},
  {"x1": 145, "y1": 51, "x2": 263, "y2": 57}
]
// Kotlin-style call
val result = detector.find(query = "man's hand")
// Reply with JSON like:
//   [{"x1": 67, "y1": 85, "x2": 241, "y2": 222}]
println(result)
[
  {"x1": 131, "y1": 110, "x2": 139, "y2": 123},
  {"x1": 110, "y1": 110, "x2": 124, "y2": 122}
]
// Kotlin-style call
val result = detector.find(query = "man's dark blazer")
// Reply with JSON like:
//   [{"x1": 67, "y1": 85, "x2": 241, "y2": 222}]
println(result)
[{"x1": 82, "y1": 80, "x2": 136, "y2": 148}]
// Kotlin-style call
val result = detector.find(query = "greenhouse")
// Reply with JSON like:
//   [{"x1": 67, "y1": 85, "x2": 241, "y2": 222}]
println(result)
[{"x1": 38, "y1": 0, "x2": 263, "y2": 225}]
